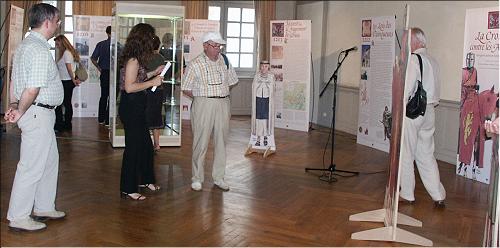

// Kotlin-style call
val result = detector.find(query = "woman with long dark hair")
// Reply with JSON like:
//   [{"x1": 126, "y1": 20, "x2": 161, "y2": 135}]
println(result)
[
  {"x1": 119, "y1": 23, "x2": 164, "y2": 200},
  {"x1": 54, "y1": 34, "x2": 81, "y2": 131}
]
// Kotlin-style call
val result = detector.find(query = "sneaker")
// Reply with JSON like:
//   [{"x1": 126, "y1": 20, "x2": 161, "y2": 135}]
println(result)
[
  {"x1": 191, "y1": 181, "x2": 202, "y2": 191},
  {"x1": 214, "y1": 179, "x2": 230, "y2": 191},
  {"x1": 9, "y1": 218, "x2": 47, "y2": 232},
  {"x1": 32, "y1": 210, "x2": 66, "y2": 222}
]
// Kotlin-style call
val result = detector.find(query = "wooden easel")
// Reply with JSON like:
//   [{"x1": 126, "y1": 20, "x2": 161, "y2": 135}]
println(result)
[{"x1": 245, "y1": 145, "x2": 275, "y2": 158}]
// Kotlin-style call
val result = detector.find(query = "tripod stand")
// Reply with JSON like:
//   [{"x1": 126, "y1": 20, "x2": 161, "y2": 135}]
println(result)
[{"x1": 305, "y1": 49, "x2": 359, "y2": 183}]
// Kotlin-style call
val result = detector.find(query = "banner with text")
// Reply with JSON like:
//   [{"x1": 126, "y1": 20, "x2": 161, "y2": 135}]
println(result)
[
  {"x1": 356, "y1": 16, "x2": 396, "y2": 153},
  {"x1": 270, "y1": 20, "x2": 311, "y2": 132},
  {"x1": 72, "y1": 15, "x2": 112, "y2": 117},
  {"x1": 181, "y1": 19, "x2": 220, "y2": 120},
  {"x1": 456, "y1": 7, "x2": 499, "y2": 185}
]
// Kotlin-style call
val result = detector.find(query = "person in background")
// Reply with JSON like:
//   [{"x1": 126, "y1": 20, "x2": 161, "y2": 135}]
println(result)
[
  {"x1": 54, "y1": 34, "x2": 81, "y2": 132},
  {"x1": 118, "y1": 23, "x2": 164, "y2": 200},
  {"x1": 4, "y1": 3, "x2": 66, "y2": 231},
  {"x1": 91, "y1": 25, "x2": 111, "y2": 126},
  {"x1": 145, "y1": 35, "x2": 166, "y2": 152},
  {"x1": 399, "y1": 27, "x2": 446, "y2": 208},
  {"x1": 182, "y1": 31, "x2": 238, "y2": 192}
]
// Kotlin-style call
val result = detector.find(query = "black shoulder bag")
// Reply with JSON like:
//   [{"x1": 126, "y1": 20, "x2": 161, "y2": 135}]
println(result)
[{"x1": 406, "y1": 53, "x2": 427, "y2": 119}]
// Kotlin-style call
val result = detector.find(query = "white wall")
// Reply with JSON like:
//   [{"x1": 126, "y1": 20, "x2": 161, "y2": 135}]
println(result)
[
  {"x1": 324, "y1": 1, "x2": 497, "y2": 102},
  {"x1": 297, "y1": 1, "x2": 327, "y2": 124},
  {"x1": 276, "y1": 0, "x2": 297, "y2": 20}
]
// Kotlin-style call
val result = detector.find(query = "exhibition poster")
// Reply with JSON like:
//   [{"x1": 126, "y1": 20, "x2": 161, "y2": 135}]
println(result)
[
  {"x1": 456, "y1": 7, "x2": 499, "y2": 185},
  {"x1": 270, "y1": 20, "x2": 311, "y2": 132},
  {"x1": 72, "y1": 15, "x2": 112, "y2": 117},
  {"x1": 356, "y1": 16, "x2": 396, "y2": 153},
  {"x1": 181, "y1": 19, "x2": 220, "y2": 120},
  {"x1": 460, "y1": 7, "x2": 500, "y2": 247}
]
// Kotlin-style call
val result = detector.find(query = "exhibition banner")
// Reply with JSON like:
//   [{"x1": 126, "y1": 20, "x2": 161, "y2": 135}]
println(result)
[
  {"x1": 356, "y1": 16, "x2": 396, "y2": 153},
  {"x1": 456, "y1": 7, "x2": 499, "y2": 185},
  {"x1": 2, "y1": 5, "x2": 24, "y2": 114},
  {"x1": 181, "y1": 19, "x2": 220, "y2": 120},
  {"x1": 72, "y1": 15, "x2": 112, "y2": 117},
  {"x1": 270, "y1": 20, "x2": 311, "y2": 132},
  {"x1": 459, "y1": 7, "x2": 500, "y2": 247}
]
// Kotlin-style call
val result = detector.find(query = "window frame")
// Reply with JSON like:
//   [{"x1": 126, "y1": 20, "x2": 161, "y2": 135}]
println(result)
[{"x1": 209, "y1": 1, "x2": 256, "y2": 78}]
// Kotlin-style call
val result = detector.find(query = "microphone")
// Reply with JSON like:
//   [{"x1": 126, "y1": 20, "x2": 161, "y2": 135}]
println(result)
[{"x1": 341, "y1": 46, "x2": 358, "y2": 53}]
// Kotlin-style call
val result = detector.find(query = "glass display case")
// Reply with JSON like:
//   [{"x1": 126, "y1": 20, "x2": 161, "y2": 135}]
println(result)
[{"x1": 110, "y1": 2, "x2": 184, "y2": 147}]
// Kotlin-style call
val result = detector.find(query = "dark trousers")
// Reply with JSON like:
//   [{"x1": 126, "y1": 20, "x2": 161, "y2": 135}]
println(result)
[
  {"x1": 98, "y1": 69, "x2": 110, "y2": 123},
  {"x1": 55, "y1": 80, "x2": 75, "y2": 130},
  {"x1": 119, "y1": 92, "x2": 155, "y2": 193}
]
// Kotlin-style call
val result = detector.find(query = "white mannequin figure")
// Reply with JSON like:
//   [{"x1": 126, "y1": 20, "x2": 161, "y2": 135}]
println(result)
[{"x1": 246, "y1": 60, "x2": 276, "y2": 157}]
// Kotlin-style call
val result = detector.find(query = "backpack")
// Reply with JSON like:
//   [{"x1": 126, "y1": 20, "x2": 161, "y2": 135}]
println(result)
[
  {"x1": 406, "y1": 53, "x2": 427, "y2": 119},
  {"x1": 74, "y1": 60, "x2": 88, "y2": 81}
]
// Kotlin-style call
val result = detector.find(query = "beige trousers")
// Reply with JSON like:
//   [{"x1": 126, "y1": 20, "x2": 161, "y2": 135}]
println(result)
[
  {"x1": 7, "y1": 105, "x2": 59, "y2": 221},
  {"x1": 400, "y1": 106, "x2": 446, "y2": 201},
  {"x1": 191, "y1": 97, "x2": 230, "y2": 183}
]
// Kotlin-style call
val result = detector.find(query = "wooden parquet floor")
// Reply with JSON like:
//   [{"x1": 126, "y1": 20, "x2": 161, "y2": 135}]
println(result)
[{"x1": 0, "y1": 117, "x2": 489, "y2": 246}]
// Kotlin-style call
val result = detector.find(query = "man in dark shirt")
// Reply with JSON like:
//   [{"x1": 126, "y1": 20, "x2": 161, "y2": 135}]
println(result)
[{"x1": 91, "y1": 26, "x2": 111, "y2": 125}]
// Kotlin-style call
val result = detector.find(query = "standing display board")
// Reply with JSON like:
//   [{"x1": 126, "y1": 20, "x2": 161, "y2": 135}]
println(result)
[
  {"x1": 356, "y1": 16, "x2": 395, "y2": 153},
  {"x1": 270, "y1": 20, "x2": 311, "y2": 132},
  {"x1": 2, "y1": 5, "x2": 24, "y2": 116},
  {"x1": 350, "y1": 7, "x2": 433, "y2": 246},
  {"x1": 181, "y1": 19, "x2": 220, "y2": 120},
  {"x1": 459, "y1": 7, "x2": 500, "y2": 247},
  {"x1": 456, "y1": 7, "x2": 499, "y2": 185},
  {"x1": 72, "y1": 15, "x2": 112, "y2": 117}
]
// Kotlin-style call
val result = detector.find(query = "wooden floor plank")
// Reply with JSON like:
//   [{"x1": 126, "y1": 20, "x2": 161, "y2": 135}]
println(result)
[{"x1": 0, "y1": 117, "x2": 488, "y2": 246}]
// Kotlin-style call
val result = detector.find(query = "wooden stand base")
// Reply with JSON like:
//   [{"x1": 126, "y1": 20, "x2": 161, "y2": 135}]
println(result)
[
  {"x1": 351, "y1": 226, "x2": 433, "y2": 247},
  {"x1": 349, "y1": 209, "x2": 422, "y2": 227},
  {"x1": 349, "y1": 209, "x2": 432, "y2": 246},
  {"x1": 245, "y1": 145, "x2": 275, "y2": 158}
]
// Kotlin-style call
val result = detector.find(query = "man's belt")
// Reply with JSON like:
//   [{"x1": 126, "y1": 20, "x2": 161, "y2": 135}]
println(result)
[
  {"x1": 206, "y1": 95, "x2": 229, "y2": 98},
  {"x1": 32, "y1": 102, "x2": 56, "y2": 109}
]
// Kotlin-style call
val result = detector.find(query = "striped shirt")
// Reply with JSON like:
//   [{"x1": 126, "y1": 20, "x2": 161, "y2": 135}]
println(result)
[
  {"x1": 182, "y1": 53, "x2": 238, "y2": 97},
  {"x1": 12, "y1": 31, "x2": 63, "y2": 106}
]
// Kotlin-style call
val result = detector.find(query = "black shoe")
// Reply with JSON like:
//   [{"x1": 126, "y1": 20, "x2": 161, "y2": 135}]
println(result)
[
  {"x1": 64, "y1": 123, "x2": 72, "y2": 131},
  {"x1": 398, "y1": 196, "x2": 415, "y2": 205},
  {"x1": 54, "y1": 125, "x2": 64, "y2": 133},
  {"x1": 434, "y1": 200, "x2": 445, "y2": 208}
]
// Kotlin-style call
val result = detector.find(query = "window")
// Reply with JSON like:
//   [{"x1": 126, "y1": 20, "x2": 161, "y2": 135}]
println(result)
[
  {"x1": 209, "y1": 1, "x2": 256, "y2": 76},
  {"x1": 39, "y1": 0, "x2": 65, "y2": 59},
  {"x1": 62, "y1": 1, "x2": 74, "y2": 46}
]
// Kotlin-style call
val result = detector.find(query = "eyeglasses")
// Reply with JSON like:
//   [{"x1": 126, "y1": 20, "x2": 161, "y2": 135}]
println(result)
[
  {"x1": 206, "y1": 43, "x2": 223, "y2": 49},
  {"x1": 57, "y1": 20, "x2": 62, "y2": 26}
]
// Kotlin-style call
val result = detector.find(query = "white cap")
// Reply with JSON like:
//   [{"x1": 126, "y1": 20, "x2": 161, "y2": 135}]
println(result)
[{"x1": 202, "y1": 31, "x2": 226, "y2": 44}]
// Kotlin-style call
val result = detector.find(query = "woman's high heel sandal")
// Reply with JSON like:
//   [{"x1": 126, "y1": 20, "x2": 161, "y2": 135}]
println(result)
[
  {"x1": 138, "y1": 184, "x2": 161, "y2": 192},
  {"x1": 120, "y1": 192, "x2": 147, "y2": 200}
]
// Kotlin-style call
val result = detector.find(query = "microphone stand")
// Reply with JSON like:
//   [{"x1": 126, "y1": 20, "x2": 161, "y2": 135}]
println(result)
[{"x1": 305, "y1": 49, "x2": 359, "y2": 183}]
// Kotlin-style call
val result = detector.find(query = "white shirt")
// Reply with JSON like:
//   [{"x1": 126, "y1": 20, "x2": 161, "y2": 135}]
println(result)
[
  {"x1": 406, "y1": 48, "x2": 440, "y2": 105},
  {"x1": 56, "y1": 50, "x2": 76, "y2": 81}
]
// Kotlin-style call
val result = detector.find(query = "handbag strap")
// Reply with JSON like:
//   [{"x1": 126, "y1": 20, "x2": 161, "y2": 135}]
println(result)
[{"x1": 411, "y1": 53, "x2": 423, "y2": 84}]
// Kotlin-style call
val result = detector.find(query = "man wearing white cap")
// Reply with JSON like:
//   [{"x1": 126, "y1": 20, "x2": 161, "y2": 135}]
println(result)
[{"x1": 182, "y1": 31, "x2": 239, "y2": 191}]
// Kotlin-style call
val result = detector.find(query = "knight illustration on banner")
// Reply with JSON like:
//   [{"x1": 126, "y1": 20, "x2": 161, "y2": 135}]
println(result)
[
  {"x1": 457, "y1": 52, "x2": 499, "y2": 179},
  {"x1": 245, "y1": 60, "x2": 276, "y2": 158},
  {"x1": 380, "y1": 105, "x2": 391, "y2": 141}
]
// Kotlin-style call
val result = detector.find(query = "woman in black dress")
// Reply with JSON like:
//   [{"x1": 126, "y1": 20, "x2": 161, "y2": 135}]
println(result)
[{"x1": 118, "y1": 23, "x2": 164, "y2": 200}]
